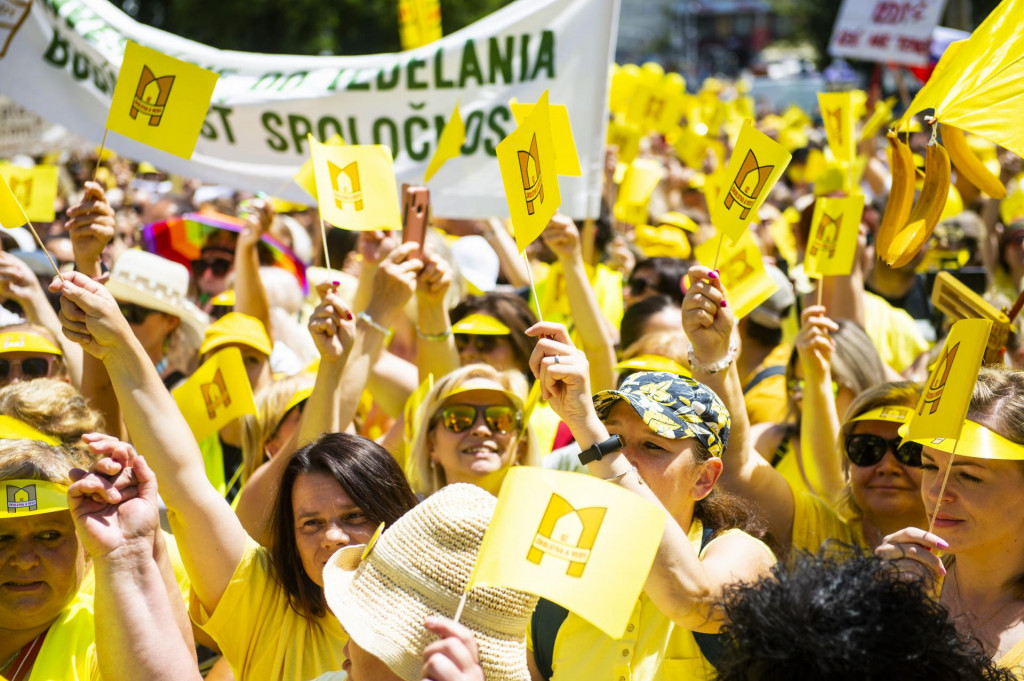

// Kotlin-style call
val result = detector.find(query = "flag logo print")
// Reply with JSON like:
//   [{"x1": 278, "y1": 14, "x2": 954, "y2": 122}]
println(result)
[
  {"x1": 330, "y1": 161, "x2": 364, "y2": 211},
  {"x1": 517, "y1": 133, "x2": 544, "y2": 215},
  {"x1": 921, "y1": 342, "x2": 960, "y2": 416},
  {"x1": 879, "y1": 406, "x2": 910, "y2": 421},
  {"x1": 809, "y1": 213, "x2": 841, "y2": 257},
  {"x1": 825, "y1": 108, "x2": 845, "y2": 146},
  {"x1": 527, "y1": 493, "x2": 606, "y2": 577},
  {"x1": 724, "y1": 150, "x2": 774, "y2": 220},
  {"x1": 8, "y1": 177, "x2": 31, "y2": 209},
  {"x1": 6, "y1": 483, "x2": 36, "y2": 514},
  {"x1": 200, "y1": 368, "x2": 232, "y2": 419},
  {"x1": 131, "y1": 65, "x2": 176, "y2": 126}
]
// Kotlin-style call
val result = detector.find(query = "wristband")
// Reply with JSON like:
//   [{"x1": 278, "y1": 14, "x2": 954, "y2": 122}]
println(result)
[
  {"x1": 416, "y1": 327, "x2": 452, "y2": 342},
  {"x1": 357, "y1": 311, "x2": 392, "y2": 337},
  {"x1": 578, "y1": 434, "x2": 624, "y2": 466},
  {"x1": 687, "y1": 342, "x2": 738, "y2": 374}
]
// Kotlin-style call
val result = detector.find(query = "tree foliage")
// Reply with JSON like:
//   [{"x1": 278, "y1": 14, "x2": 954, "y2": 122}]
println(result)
[{"x1": 111, "y1": 0, "x2": 514, "y2": 55}]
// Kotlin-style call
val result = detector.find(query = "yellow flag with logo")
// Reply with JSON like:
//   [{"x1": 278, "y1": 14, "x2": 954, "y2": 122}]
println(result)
[
  {"x1": 398, "y1": 0, "x2": 442, "y2": 51},
  {"x1": 106, "y1": 41, "x2": 219, "y2": 160},
  {"x1": 804, "y1": 195, "x2": 864, "y2": 278},
  {"x1": 466, "y1": 466, "x2": 665, "y2": 638},
  {"x1": 0, "y1": 166, "x2": 58, "y2": 223},
  {"x1": 607, "y1": 116, "x2": 641, "y2": 164},
  {"x1": 295, "y1": 134, "x2": 345, "y2": 199},
  {"x1": 694, "y1": 228, "x2": 777, "y2": 320},
  {"x1": 172, "y1": 347, "x2": 257, "y2": 443},
  {"x1": 310, "y1": 138, "x2": 402, "y2": 231},
  {"x1": 905, "y1": 318, "x2": 992, "y2": 442},
  {"x1": 0, "y1": 174, "x2": 30, "y2": 229},
  {"x1": 817, "y1": 92, "x2": 857, "y2": 163},
  {"x1": 497, "y1": 90, "x2": 561, "y2": 252},
  {"x1": 613, "y1": 159, "x2": 665, "y2": 226},
  {"x1": 424, "y1": 104, "x2": 465, "y2": 183},
  {"x1": 510, "y1": 100, "x2": 581, "y2": 177},
  {"x1": 709, "y1": 118, "x2": 792, "y2": 243}
]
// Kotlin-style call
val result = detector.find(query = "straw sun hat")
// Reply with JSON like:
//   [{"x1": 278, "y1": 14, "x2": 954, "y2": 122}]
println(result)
[
  {"x1": 323, "y1": 483, "x2": 537, "y2": 681},
  {"x1": 104, "y1": 250, "x2": 209, "y2": 347}
]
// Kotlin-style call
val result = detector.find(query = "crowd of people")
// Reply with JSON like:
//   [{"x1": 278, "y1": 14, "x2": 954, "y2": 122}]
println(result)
[{"x1": 3, "y1": 66, "x2": 1024, "y2": 681}]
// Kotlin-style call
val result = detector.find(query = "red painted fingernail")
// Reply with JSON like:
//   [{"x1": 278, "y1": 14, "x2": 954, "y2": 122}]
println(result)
[
  {"x1": 345, "y1": 311, "x2": 353, "y2": 320},
  {"x1": 707, "y1": 270, "x2": 718, "y2": 280},
  {"x1": 332, "y1": 280, "x2": 340, "y2": 286},
  {"x1": 720, "y1": 299, "x2": 728, "y2": 308}
]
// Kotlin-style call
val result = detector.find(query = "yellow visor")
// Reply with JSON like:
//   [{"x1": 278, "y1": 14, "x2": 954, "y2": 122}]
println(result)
[
  {"x1": 210, "y1": 289, "x2": 237, "y2": 306},
  {"x1": 898, "y1": 420, "x2": 1024, "y2": 461},
  {"x1": 451, "y1": 314, "x2": 511, "y2": 336},
  {"x1": 615, "y1": 354, "x2": 691, "y2": 378},
  {"x1": 2, "y1": 479, "x2": 68, "y2": 517},
  {"x1": 0, "y1": 416, "x2": 59, "y2": 445},
  {"x1": 284, "y1": 385, "x2": 314, "y2": 414},
  {"x1": 0, "y1": 332, "x2": 62, "y2": 356},
  {"x1": 849, "y1": 405, "x2": 915, "y2": 424}
]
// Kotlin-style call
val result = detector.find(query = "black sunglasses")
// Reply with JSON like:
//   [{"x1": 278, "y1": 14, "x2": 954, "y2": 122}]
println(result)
[
  {"x1": 191, "y1": 258, "x2": 233, "y2": 278},
  {"x1": 627, "y1": 278, "x2": 653, "y2": 297},
  {"x1": 435, "y1": 404, "x2": 521, "y2": 435},
  {"x1": 119, "y1": 303, "x2": 159, "y2": 325},
  {"x1": 455, "y1": 335, "x2": 500, "y2": 355},
  {"x1": 0, "y1": 356, "x2": 55, "y2": 380},
  {"x1": 845, "y1": 434, "x2": 923, "y2": 468}
]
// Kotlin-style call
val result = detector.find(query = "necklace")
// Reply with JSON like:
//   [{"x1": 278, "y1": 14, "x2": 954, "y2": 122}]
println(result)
[{"x1": 0, "y1": 648, "x2": 18, "y2": 671}]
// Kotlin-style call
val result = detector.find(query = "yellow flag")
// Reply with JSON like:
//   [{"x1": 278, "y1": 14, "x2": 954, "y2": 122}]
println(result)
[
  {"x1": 310, "y1": 138, "x2": 402, "y2": 231},
  {"x1": 496, "y1": 90, "x2": 561, "y2": 252},
  {"x1": 0, "y1": 166, "x2": 57, "y2": 223},
  {"x1": 106, "y1": 41, "x2": 218, "y2": 160},
  {"x1": 804, "y1": 195, "x2": 864, "y2": 278},
  {"x1": 172, "y1": 347, "x2": 257, "y2": 443},
  {"x1": 860, "y1": 96, "x2": 897, "y2": 142},
  {"x1": 424, "y1": 104, "x2": 466, "y2": 183},
  {"x1": 609, "y1": 64, "x2": 640, "y2": 116},
  {"x1": 398, "y1": 0, "x2": 442, "y2": 51},
  {"x1": 466, "y1": 466, "x2": 665, "y2": 639},
  {"x1": 905, "y1": 319, "x2": 992, "y2": 442},
  {"x1": 510, "y1": 101, "x2": 581, "y2": 176},
  {"x1": 817, "y1": 92, "x2": 857, "y2": 163},
  {"x1": 613, "y1": 159, "x2": 665, "y2": 226},
  {"x1": 709, "y1": 119, "x2": 791, "y2": 242},
  {"x1": 295, "y1": 134, "x2": 345, "y2": 199},
  {"x1": 607, "y1": 116, "x2": 641, "y2": 164},
  {"x1": 895, "y1": 0, "x2": 1024, "y2": 159},
  {"x1": 694, "y1": 229, "x2": 777, "y2": 320},
  {"x1": 0, "y1": 174, "x2": 30, "y2": 230}
]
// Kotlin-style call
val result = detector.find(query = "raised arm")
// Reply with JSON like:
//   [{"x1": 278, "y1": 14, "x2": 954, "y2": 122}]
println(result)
[
  {"x1": 415, "y1": 248, "x2": 460, "y2": 384},
  {"x1": 525, "y1": 321, "x2": 773, "y2": 633},
  {"x1": 682, "y1": 265, "x2": 797, "y2": 551},
  {"x1": 232, "y1": 198, "x2": 273, "y2": 338},
  {"x1": 51, "y1": 272, "x2": 249, "y2": 613}
]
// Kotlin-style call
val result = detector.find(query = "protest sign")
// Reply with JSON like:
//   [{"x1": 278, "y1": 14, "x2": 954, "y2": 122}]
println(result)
[{"x1": 828, "y1": 0, "x2": 949, "y2": 67}]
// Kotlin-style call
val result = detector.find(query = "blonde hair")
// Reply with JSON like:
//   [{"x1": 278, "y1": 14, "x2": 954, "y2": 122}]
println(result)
[
  {"x1": 0, "y1": 379, "x2": 104, "y2": 464},
  {"x1": 0, "y1": 439, "x2": 78, "y2": 484},
  {"x1": 407, "y1": 364, "x2": 538, "y2": 496},
  {"x1": 240, "y1": 373, "x2": 315, "y2": 483}
]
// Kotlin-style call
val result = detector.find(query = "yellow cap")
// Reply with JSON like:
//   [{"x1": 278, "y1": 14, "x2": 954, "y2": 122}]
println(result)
[
  {"x1": 0, "y1": 332, "x2": 62, "y2": 356},
  {"x1": 284, "y1": 385, "x2": 314, "y2": 415},
  {"x1": 849, "y1": 405, "x2": 914, "y2": 424},
  {"x1": 210, "y1": 290, "x2": 237, "y2": 307},
  {"x1": 199, "y1": 312, "x2": 272, "y2": 358},
  {"x1": 656, "y1": 211, "x2": 698, "y2": 232},
  {"x1": 615, "y1": 355, "x2": 691, "y2": 377},
  {"x1": 899, "y1": 420, "x2": 1024, "y2": 461},
  {"x1": 0, "y1": 415, "x2": 60, "y2": 445},
  {"x1": 634, "y1": 224, "x2": 692, "y2": 259},
  {"x1": 1, "y1": 479, "x2": 68, "y2": 517},
  {"x1": 451, "y1": 314, "x2": 511, "y2": 336}
]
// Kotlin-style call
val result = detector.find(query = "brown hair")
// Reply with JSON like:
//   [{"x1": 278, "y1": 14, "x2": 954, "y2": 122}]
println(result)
[
  {"x1": 451, "y1": 292, "x2": 538, "y2": 379},
  {"x1": 691, "y1": 438, "x2": 766, "y2": 539}
]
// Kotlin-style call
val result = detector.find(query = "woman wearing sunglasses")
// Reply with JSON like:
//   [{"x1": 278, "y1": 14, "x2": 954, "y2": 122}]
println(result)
[
  {"x1": 876, "y1": 367, "x2": 1024, "y2": 673},
  {"x1": 683, "y1": 265, "x2": 927, "y2": 556},
  {"x1": 0, "y1": 326, "x2": 68, "y2": 389},
  {"x1": 405, "y1": 364, "x2": 540, "y2": 497}
]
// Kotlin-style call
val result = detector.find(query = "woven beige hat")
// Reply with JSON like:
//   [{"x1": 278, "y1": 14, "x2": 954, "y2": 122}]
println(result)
[
  {"x1": 323, "y1": 483, "x2": 537, "y2": 681},
  {"x1": 105, "y1": 249, "x2": 209, "y2": 347}
]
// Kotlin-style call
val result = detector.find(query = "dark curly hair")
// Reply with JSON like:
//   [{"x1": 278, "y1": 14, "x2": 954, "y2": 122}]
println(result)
[{"x1": 716, "y1": 547, "x2": 1016, "y2": 681}]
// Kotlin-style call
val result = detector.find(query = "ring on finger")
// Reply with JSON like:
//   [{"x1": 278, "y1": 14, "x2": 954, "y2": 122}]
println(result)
[{"x1": 554, "y1": 355, "x2": 560, "y2": 365}]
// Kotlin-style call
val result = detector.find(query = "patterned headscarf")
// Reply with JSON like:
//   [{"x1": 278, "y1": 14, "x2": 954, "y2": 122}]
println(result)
[{"x1": 593, "y1": 371, "x2": 731, "y2": 457}]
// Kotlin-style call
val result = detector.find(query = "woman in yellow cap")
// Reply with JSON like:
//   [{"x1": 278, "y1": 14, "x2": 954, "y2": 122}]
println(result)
[{"x1": 876, "y1": 367, "x2": 1024, "y2": 674}]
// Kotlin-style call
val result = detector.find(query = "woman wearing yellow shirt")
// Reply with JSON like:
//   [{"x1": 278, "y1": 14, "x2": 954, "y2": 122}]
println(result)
[
  {"x1": 524, "y1": 316, "x2": 775, "y2": 680},
  {"x1": 50, "y1": 271, "x2": 418, "y2": 681},
  {"x1": 681, "y1": 266, "x2": 927, "y2": 557},
  {"x1": 876, "y1": 367, "x2": 1024, "y2": 676}
]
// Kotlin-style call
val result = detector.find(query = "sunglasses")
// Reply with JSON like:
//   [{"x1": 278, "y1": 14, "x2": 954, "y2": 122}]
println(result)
[
  {"x1": 455, "y1": 335, "x2": 501, "y2": 355},
  {"x1": 627, "y1": 278, "x2": 654, "y2": 297},
  {"x1": 845, "y1": 434, "x2": 923, "y2": 468},
  {"x1": 191, "y1": 258, "x2": 233, "y2": 278},
  {"x1": 119, "y1": 303, "x2": 159, "y2": 325},
  {"x1": 0, "y1": 356, "x2": 57, "y2": 381},
  {"x1": 435, "y1": 404, "x2": 521, "y2": 435}
]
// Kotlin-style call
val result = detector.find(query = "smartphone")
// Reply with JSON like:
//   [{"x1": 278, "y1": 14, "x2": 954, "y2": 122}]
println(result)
[{"x1": 401, "y1": 184, "x2": 430, "y2": 260}]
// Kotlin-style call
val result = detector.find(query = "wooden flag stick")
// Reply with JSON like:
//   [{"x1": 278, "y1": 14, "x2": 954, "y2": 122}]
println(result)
[
  {"x1": 816, "y1": 277, "x2": 824, "y2": 309},
  {"x1": 710, "y1": 232, "x2": 725, "y2": 272},
  {"x1": 452, "y1": 590, "x2": 469, "y2": 623},
  {"x1": 522, "y1": 251, "x2": 544, "y2": 323},
  {"x1": 24, "y1": 218, "x2": 65, "y2": 281},
  {"x1": 927, "y1": 438, "x2": 961, "y2": 535},
  {"x1": 91, "y1": 128, "x2": 109, "y2": 185},
  {"x1": 319, "y1": 216, "x2": 333, "y2": 272}
]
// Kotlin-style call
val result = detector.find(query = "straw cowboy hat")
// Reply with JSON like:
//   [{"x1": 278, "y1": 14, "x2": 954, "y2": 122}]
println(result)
[
  {"x1": 323, "y1": 483, "x2": 537, "y2": 681},
  {"x1": 104, "y1": 250, "x2": 209, "y2": 347}
]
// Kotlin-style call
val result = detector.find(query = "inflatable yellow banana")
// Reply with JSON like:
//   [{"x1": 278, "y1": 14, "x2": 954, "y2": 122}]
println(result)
[
  {"x1": 884, "y1": 140, "x2": 951, "y2": 268},
  {"x1": 941, "y1": 123, "x2": 1006, "y2": 199},
  {"x1": 876, "y1": 130, "x2": 915, "y2": 259}
]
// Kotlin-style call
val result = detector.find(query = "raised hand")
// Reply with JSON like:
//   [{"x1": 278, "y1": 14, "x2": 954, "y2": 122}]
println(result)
[
  {"x1": 681, "y1": 265, "x2": 734, "y2": 365},
  {"x1": 48, "y1": 271, "x2": 133, "y2": 361},
  {"x1": 0, "y1": 251, "x2": 46, "y2": 305},
  {"x1": 540, "y1": 215, "x2": 582, "y2": 262},
  {"x1": 308, "y1": 282, "x2": 356, "y2": 363},
  {"x1": 65, "y1": 181, "x2": 115, "y2": 276},
  {"x1": 416, "y1": 248, "x2": 454, "y2": 307},
  {"x1": 367, "y1": 241, "x2": 423, "y2": 322},
  {"x1": 525, "y1": 322, "x2": 596, "y2": 432},
  {"x1": 875, "y1": 527, "x2": 948, "y2": 598},
  {"x1": 795, "y1": 305, "x2": 838, "y2": 381}
]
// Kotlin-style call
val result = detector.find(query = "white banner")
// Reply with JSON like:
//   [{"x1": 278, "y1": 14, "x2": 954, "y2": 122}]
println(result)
[
  {"x1": 828, "y1": 0, "x2": 948, "y2": 67},
  {"x1": 0, "y1": 0, "x2": 620, "y2": 218}
]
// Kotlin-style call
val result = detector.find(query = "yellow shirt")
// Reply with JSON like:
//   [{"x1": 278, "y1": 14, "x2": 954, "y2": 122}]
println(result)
[
  {"x1": 774, "y1": 437, "x2": 819, "y2": 500},
  {"x1": 862, "y1": 292, "x2": 930, "y2": 373},
  {"x1": 27, "y1": 590, "x2": 99, "y2": 681},
  {"x1": 533, "y1": 520, "x2": 774, "y2": 681},
  {"x1": 741, "y1": 343, "x2": 791, "y2": 426},
  {"x1": 790, "y1": 490, "x2": 868, "y2": 556},
  {"x1": 189, "y1": 540, "x2": 348, "y2": 681},
  {"x1": 998, "y1": 636, "x2": 1024, "y2": 679},
  {"x1": 534, "y1": 261, "x2": 624, "y2": 347}
]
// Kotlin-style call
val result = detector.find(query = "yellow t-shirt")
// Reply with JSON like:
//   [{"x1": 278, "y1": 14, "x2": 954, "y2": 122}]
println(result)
[
  {"x1": 27, "y1": 590, "x2": 99, "y2": 681},
  {"x1": 532, "y1": 520, "x2": 775, "y2": 681},
  {"x1": 534, "y1": 261, "x2": 624, "y2": 347},
  {"x1": 774, "y1": 437, "x2": 820, "y2": 500},
  {"x1": 189, "y1": 540, "x2": 348, "y2": 681},
  {"x1": 998, "y1": 636, "x2": 1024, "y2": 679},
  {"x1": 862, "y1": 292, "x2": 930, "y2": 373},
  {"x1": 741, "y1": 343, "x2": 791, "y2": 426},
  {"x1": 790, "y1": 490, "x2": 868, "y2": 556}
]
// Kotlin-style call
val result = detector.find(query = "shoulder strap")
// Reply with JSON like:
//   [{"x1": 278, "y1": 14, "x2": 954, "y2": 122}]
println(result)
[
  {"x1": 742, "y1": 365, "x2": 786, "y2": 394},
  {"x1": 769, "y1": 426, "x2": 795, "y2": 468},
  {"x1": 691, "y1": 525, "x2": 726, "y2": 670},
  {"x1": 530, "y1": 598, "x2": 569, "y2": 681}
]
